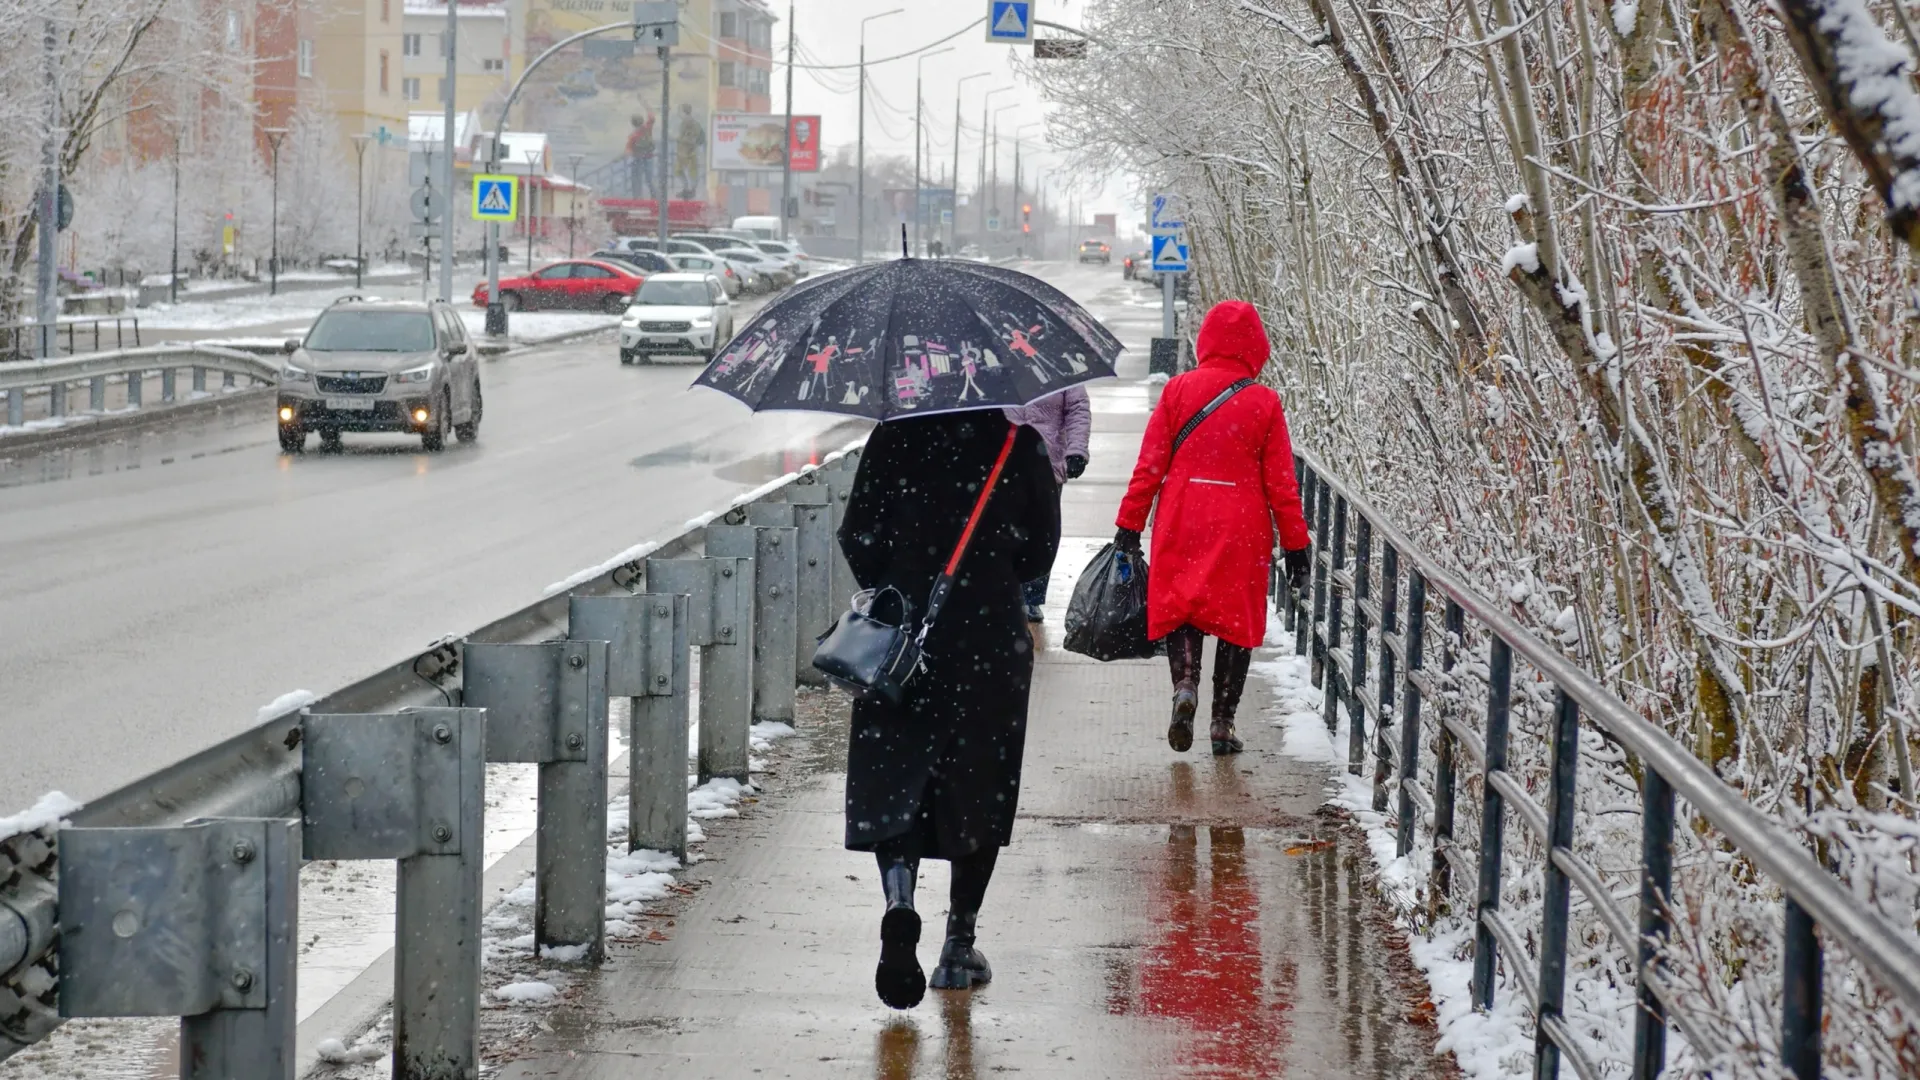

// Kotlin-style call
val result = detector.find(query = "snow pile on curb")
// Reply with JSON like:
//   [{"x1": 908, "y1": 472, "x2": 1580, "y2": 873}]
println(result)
[
  {"x1": 0, "y1": 791, "x2": 82, "y2": 844},
  {"x1": 313, "y1": 1037, "x2": 384, "y2": 1065},
  {"x1": 256, "y1": 688, "x2": 318, "y2": 722},
  {"x1": 492, "y1": 981, "x2": 558, "y2": 1005}
]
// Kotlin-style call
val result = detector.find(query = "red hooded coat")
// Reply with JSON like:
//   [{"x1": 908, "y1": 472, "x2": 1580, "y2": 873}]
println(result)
[{"x1": 1116, "y1": 301, "x2": 1311, "y2": 649}]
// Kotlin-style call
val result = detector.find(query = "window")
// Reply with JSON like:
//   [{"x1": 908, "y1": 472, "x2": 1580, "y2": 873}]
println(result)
[
  {"x1": 746, "y1": 67, "x2": 768, "y2": 95},
  {"x1": 402, "y1": 76, "x2": 421, "y2": 101},
  {"x1": 574, "y1": 264, "x2": 615, "y2": 280},
  {"x1": 534, "y1": 265, "x2": 573, "y2": 281},
  {"x1": 750, "y1": 20, "x2": 770, "y2": 48},
  {"x1": 297, "y1": 39, "x2": 314, "y2": 78},
  {"x1": 482, "y1": 57, "x2": 504, "y2": 73},
  {"x1": 305, "y1": 311, "x2": 436, "y2": 353},
  {"x1": 718, "y1": 61, "x2": 736, "y2": 88},
  {"x1": 380, "y1": 50, "x2": 390, "y2": 94},
  {"x1": 402, "y1": 33, "x2": 421, "y2": 57},
  {"x1": 719, "y1": 12, "x2": 738, "y2": 38},
  {"x1": 224, "y1": 10, "x2": 241, "y2": 50}
]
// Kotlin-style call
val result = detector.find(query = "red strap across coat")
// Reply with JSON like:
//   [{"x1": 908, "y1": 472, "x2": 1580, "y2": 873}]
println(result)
[{"x1": 1117, "y1": 301, "x2": 1311, "y2": 649}]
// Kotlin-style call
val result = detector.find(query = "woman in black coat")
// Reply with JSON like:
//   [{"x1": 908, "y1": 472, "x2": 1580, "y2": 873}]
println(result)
[{"x1": 837, "y1": 409, "x2": 1060, "y2": 1009}]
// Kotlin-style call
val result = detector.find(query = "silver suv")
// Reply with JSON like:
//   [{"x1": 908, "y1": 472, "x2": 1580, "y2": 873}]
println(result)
[{"x1": 276, "y1": 298, "x2": 483, "y2": 453}]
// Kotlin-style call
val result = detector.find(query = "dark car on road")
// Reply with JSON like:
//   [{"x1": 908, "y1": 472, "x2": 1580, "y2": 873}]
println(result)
[
  {"x1": 1123, "y1": 249, "x2": 1152, "y2": 280},
  {"x1": 590, "y1": 249, "x2": 674, "y2": 276},
  {"x1": 276, "y1": 298, "x2": 482, "y2": 454},
  {"x1": 472, "y1": 259, "x2": 646, "y2": 313}
]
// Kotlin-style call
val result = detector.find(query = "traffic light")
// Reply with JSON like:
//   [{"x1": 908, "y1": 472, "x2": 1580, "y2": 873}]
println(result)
[{"x1": 1022, "y1": 203, "x2": 1032, "y2": 234}]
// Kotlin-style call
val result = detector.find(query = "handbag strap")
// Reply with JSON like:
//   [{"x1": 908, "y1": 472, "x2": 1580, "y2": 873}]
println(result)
[
  {"x1": 1168, "y1": 378, "x2": 1255, "y2": 467},
  {"x1": 919, "y1": 426, "x2": 1020, "y2": 636}
]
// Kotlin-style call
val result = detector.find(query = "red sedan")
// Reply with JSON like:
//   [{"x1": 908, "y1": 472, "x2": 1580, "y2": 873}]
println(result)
[{"x1": 472, "y1": 260, "x2": 645, "y2": 314}]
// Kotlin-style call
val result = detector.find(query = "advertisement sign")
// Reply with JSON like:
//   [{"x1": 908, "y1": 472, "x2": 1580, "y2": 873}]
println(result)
[{"x1": 712, "y1": 114, "x2": 823, "y2": 173}]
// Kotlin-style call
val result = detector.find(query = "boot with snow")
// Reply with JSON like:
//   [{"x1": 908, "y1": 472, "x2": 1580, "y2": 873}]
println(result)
[
  {"x1": 1169, "y1": 683, "x2": 1198, "y2": 753},
  {"x1": 1210, "y1": 641, "x2": 1251, "y2": 755},
  {"x1": 875, "y1": 856, "x2": 925, "y2": 1009},
  {"x1": 1210, "y1": 717, "x2": 1245, "y2": 755}
]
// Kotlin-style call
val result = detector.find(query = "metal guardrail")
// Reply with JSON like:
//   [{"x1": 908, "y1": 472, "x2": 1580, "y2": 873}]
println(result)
[
  {"x1": 0, "y1": 446, "x2": 862, "y2": 1076},
  {"x1": 0, "y1": 317, "x2": 144, "y2": 364},
  {"x1": 1278, "y1": 450, "x2": 1920, "y2": 1080},
  {"x1": 0, "y1": 345, "x2": 277, "y2": 428}
]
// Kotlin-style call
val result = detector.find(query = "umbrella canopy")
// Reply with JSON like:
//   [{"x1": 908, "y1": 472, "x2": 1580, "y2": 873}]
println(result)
[{"x1": 693, "y1": 258, "x2": 1124, "y2": 420}]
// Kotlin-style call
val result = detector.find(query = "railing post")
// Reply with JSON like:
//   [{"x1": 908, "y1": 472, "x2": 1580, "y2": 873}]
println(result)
[
  {"x1": 821, "y1": 457, "x2": 860, "y2": 616},
  {"x1": 57, "y1": 818, "x2": 302, "y2": 1079},
  {"x1": 126, "y1": 370, "x2": 143, "y2": 408},
  {"x1": 1782, "y1": 898, "x2": 1822, "y2": 1080},
  {"x1": 1373, "y1": 541, "x2": 1398, "y2": 811},
  {"x1": 785, "y1": 484, "x2": 835, "y2": 686},
  {"x1": 1309, "y1": 475, "x2": 1332, "y2": 687},
  {"x1": 461, "y1": 641, "x2": 613, "y2": 961},
  {"x1": 6, "y1": 390, "x2": 20, "y2": 428},
  {"x1": 193, "y1": 366, "x2": 207, "y2": 394},
  {"x1": 89, "y1": 375, "x2": 105, "y2": 412},
  {"x1": 1396, "y1": 569, "x2": 1427, "y2": 856},
  {"x1": 47, "y1": 382, "x2": 64, "y2": 418},
  {"x1": 1347, "y1": 515, "x2": 1371, "y2": 774},
  {"x1": 710, "y1": 516, "x2": 800, "y2": 725},
  {"x1": 1292, "y1": 457, "x2": 1316, "y2": 649},
  {"x1": 1471, "y1": 636, "x2": 1514, "y2": 1010},
  {"x1": 569, "y1": 592, "x2": 691, "y2": 860},
  {"x1": 1429, "y1": 599, "x2": 1464, "y2": 919},
  {"x1": 1534, "y1": 688, "x2": 1580, "y2": 1080},
  {"x1": 1632, "y1": 767, "x2": 1674, "y2": 1080},
  {"x1": 646, "y1": 556, "x2": 755, "y2": 783},
  {"x1": 223, "y1": 371, "x2": 235, "y2": 389},
  {"x1": 1322, "y1": 494, "x2": 1349, "y2": 735},
  {"x1": 300, "y1": 706, "x2": 486, "y2": 1079},
  {"x1": 162, "y1": 367, "x2": 177, "y2": 403}
]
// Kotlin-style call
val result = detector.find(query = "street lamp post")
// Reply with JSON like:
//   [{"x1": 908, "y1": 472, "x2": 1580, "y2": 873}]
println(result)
[
  {"x1": 979, "y1": 87, "x2": 1014, "y2": 240},
  {"x1": 264, "y1": 127, "x2": 289, "y2": 296},
  {"x1": 524, "y1": 147, "x2": 542, "y2": 271},
  {"x1": 989, "y1": 103, "x2": 1017, "y2": 247},
  {"x1": 170, "y1": 133, "x2": 181, "y2": 305},
  {"x1": 951, "y1": 72, "x2": 988, "y2": 256},
  {"x1": 779, "y1": 0, "x2": 796, "y2": 242},
  {"x1": 912, "y1": 46, "x2": 954, "y2": 257},
  {"x1": 350, "y1": 133, "x2": 373, "y2": 289},
  {"x1": 856, "y1": 8, "x2": 903, "y2": 265},
  {"x1": 567, "y1": 152, "x2": 585, "y2": 258}
]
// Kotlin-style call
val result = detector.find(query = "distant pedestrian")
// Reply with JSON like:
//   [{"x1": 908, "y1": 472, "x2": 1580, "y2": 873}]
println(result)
[
  {"x1": 838, "y1": 410, "x2": 1060, "y2": 1009},
  {"x1": 1115, "y1": 300, "x2": 1310, "y2": 755},
  {"x1": 1005, "y1": 384, "x2": 1091, "y2": 621}
]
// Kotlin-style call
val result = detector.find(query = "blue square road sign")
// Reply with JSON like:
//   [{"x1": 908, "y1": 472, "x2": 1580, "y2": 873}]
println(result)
[
  {"x1": 987, "y1": 1, "x2": 1034, "y2": 42},
  {"x1": 1151, "y1": 233, "x2": 1189, "y2": 273},
  {"x1": 471, "y1": 175, "x2": 518, "y2": 223}
]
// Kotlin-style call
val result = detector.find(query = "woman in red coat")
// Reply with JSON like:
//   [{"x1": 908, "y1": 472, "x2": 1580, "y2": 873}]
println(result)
[{"x1": 1116, "y1": 301, "x2": 1312, "y2": 754}]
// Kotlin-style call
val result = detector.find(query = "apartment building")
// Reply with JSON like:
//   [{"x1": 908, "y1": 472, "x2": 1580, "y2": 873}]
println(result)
[{"x1": 399, "y1": 1, "x2": 520, "y2": 120}]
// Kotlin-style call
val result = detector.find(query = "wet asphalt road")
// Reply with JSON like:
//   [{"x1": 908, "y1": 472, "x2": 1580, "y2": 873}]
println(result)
[{"x1": 0, "y1": 308, "x2": 860, "y2": 805}]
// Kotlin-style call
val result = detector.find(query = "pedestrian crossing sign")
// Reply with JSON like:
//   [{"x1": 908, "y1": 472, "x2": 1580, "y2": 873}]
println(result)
[
  {"x1": 1151, "y1": 233, "x2": 1189, "y2": 273},
  {"x1": 471, "y1": 175, "x2": 517, "y2": 222},
  {"x1": 986, "y1": 0, "x2": 1033, "y2": 42}
]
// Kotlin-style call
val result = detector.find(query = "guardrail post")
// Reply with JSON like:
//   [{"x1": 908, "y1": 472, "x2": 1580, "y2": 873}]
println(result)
[
  {"x1": 193, "y1": 366, "x2": 207, "y2": 394},
  {"x1": 1346, "y1": 514, "x2": 1371, "y2": 774},
  {"x1": 784, "y1": 485, "x2": 835, "y2": 685},
  {"x1": 1322, "y1": 494, "x2": 1349, "y2": 735},
  {"x1": 57, "y1": 818, "x2": 300, "y2": 1079},
  {"x1": 5, "y1": 390, "x2": 19, "y2": 428},
  {"x1": 1535, "y1": 688, "x2": 1579, "y2": 1080},
  {"x1": 1395, "y1": 569, "x2": 1427, "y2": 856},
  {"x1": 646, "y1": 556, "x2": 755, "y2": 783},
  {"x1": 1309, "y1": 475, "x2": 1332, "y2": 687},
  {"x1": 570, "y1": 592, "x2": 692, "y2": 860},
  {"x1": 126, "y1": 370, "x2": 143, "y2": 408},
  {"x1": 1632, "y1": 767, "x2": 1674, "y2": 1080},
  {"x1": 47, "y1": 382, "x2": 64, "y2": 418},
  {"x1": 302, "y1": 705, "x2": 485, "y2": 1079},
  {"x1": 462, "y1": 641, "x2": 611, "y2": 961},
  {"x1": 223, "y1": 371, "x2": 235, "y2": 389},
  {"x1": 1292, "y1": 458, "x2": 1315, "y2": 647},
  {"x1": 1429, "y1": 599, "x2": 1464, "y2": 920},
  {"x1": 1470, "y1": 636, "x2": 1513, "y2": 1010},
  {"x1": 821, "y1": 460, "x2": 860, "y2": 616},
  {"x1": 1373, "y1": 541, "x2": 1398, "y2": 812},
  {"x1": 711, "y1": 517, "x2": 800, "y2": 724},
  {"x1": 162, "y1": 367, "x2": 177, "y2": 403},
  {"x1": 89, "y1": 376, "x2": 105, "y2": 412}
]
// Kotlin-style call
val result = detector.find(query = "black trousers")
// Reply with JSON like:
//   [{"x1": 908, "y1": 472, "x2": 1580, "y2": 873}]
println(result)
[{"x1": 1166, "y1": 624, "x2": 1253, "y2": 723}]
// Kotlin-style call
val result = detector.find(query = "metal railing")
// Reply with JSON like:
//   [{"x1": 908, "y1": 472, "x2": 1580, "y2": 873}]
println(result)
[
  {"x1": 0, "y1": 317, "x2": 143, "y2": 364},
  {"x1": 0, "y1": 345, "x2": 277, "y2": 429},
  {"x1": 0, "y1": 447, "x2": 862, "y2": 1076},
  {"x1": 1279, "y1": 449, "x2": 1920, "y2": 1080}
]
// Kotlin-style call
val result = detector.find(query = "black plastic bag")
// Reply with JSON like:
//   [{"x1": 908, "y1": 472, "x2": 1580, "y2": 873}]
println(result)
[{"x1": 1063, "y1": 543, "x2": 1158, "y2": 661}]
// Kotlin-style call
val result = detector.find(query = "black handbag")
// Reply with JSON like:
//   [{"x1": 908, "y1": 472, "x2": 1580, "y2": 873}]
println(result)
[{"x1": 813, "y1": 426, "x2": 1019, "y2": 705}]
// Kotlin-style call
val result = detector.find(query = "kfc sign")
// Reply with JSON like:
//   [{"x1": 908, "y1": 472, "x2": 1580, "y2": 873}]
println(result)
[{"x1": 788, "y1": 115, "x2": 821, "y2": 173}]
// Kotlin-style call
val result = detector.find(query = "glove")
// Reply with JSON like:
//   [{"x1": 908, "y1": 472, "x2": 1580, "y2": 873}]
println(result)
[
  {"x1": 1115, "y1": 527, "x2": 1143, "y2": 555},
  {"x1": 1284, "y1": 547, "x2": 1312, "y2": 592},
  {"x1": 1065, "y1": 454, "x2": 1088, "y2": 479}
]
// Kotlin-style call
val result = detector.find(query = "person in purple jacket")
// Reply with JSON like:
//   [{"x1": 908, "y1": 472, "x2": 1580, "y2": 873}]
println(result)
[{"x1": 1004, "y1": 385, "x2": 1093, "y2": 622}]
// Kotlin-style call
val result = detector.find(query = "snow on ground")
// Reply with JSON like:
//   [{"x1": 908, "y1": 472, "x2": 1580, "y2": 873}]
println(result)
[
  {"x1": 492, "y1": 981, "x2": 559, "y2": 1005},
  {"x1": 133, "y1": 288, "x2": 363, "y2": 331},
  {"x1": 453, "y1": 309, "x2": 618, "y2": 343},
  {"x1": 256, "y1": 687, "x2": 318, "y2": 722},
  {"x1": 0, "y1": 790, "x2": 81, "y2": 843}
]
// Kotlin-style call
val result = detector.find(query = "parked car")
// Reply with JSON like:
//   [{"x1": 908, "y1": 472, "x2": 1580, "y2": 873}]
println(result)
[
  {"x1": 591, "y1": 249, "x2": 674, "y2": 276},
  {"x1": 1078, "y1": 239, "x2": 1112, "y2": 265},
  {"x1": 276, "y1": 297, "x2": 482, "y2": 454},
  {"x1": 1122, "y1": 250, "x2": 1152, "y2": 280},
  {"x1": 668, "y1": 253, "x2": 744, "y2": 297},
  {"x1": 712, "y1": 248, "x2": 791, "y2": 290},
  {"x1": 674, "y1": 232, "x2": 752, "y2": 252},
  {"x1": 471, "y1": 259, "x2": 645, "y2": 313},
  {"x1": 620, "y1": 236, "x2": 727, "y2": 260},
  {"x1": 752, "y1": 240, "x2": 811, "y2": 278},
  {"x1": 619, "y1": 273, "x2": 736, "y2": 364}
]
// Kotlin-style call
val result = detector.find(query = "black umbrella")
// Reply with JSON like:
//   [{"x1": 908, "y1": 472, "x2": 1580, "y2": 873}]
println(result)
[{"x1": 692, "y1": 256, "x2": 1124, "y2": 420}]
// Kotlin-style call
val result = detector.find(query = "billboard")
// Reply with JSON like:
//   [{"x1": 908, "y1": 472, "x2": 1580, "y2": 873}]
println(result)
[{"x1": 712, "y1": 115, "x2": 823, "y2": 173}]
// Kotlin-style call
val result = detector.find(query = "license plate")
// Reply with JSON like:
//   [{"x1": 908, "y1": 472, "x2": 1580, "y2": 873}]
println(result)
[{"x1": 325, "y1": 397, "x2": 375, "y2": 411}]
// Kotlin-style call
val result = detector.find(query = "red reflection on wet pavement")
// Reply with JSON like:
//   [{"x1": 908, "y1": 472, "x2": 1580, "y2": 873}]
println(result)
[{"x1": 1109, "y1": 825, "x2": 1296, "y2": 1076}]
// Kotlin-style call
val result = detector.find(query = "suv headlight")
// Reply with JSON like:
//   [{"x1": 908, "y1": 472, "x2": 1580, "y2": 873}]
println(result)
[
  {"x1": 692, "y1": 315, "x2": 714, "y2": 327},
  {"x1": 395, "y1": 364, "x2": 435, "y2": 384},
  {"x1": 281, "y1": 364, "x2": 312, "y2": 382}
]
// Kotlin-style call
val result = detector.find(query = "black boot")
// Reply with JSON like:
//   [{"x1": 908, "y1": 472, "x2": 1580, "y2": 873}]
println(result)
[
  {"x1": 1211, "y1": 640, "x2": 1251, "y2": 755},
  {"x1": 1169, "y1": 683, "x2": 1198, "y2": 753},
  {"x1": 1167, "y1": 626, "x2": 1204, "y2": 753},
  {"x1": 875, "y1": 856, "x2": 925, "y2": 1009},
  {"x1": 930, "y1": 848, "x2": 997, "y2": 991}
]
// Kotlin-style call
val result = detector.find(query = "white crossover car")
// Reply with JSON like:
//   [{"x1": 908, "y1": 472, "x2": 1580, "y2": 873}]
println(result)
[{"x1": 619, "y1": 273, "x2": 736, "y2": 363}]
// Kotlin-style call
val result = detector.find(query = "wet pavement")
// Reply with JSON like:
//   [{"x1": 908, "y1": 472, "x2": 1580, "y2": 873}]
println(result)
[{"x1": 492, "y1": 265, "x2": 1451, "y2": 1080}]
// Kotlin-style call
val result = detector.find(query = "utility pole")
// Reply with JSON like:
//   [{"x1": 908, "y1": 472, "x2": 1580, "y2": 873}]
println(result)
[
  {"x1": 525, "y1": 147, "x2": 542, "y2": 270},
  {"x1": 567, "y1": 152, "x2": 584, "y2": 257},
  {"x1": 979, "y1": 87, "x2": 1012, "y2": 242},
  {"x1": 658, "y1": 46, "x2": 672, "y2": 249},
  {"x1": 856, "y1": 9, "x2": 902, "y2": 265},
  {"x1": 440, "y1": 0, "x2": 457, "y2": 301},
  {"x1": 778, "y1": 0, "x2": 795, "y2": 242},
  {"x1": 911, "y1": 47, "x2": 953, "y2": 258},
  {"x1": 35, "y1": 17, "x2": 58, "y2": 358},
  {"x1": 265, "y1": 127, "x2": 289, "y2": 297},
  {"x1": 952, "y1": 74, "x2": 986, "y2": 256},
  {"x1": 351, "y1": 133, "x2": 372, "y2": 289},
  {"x1": 170, "y1": 133, "x2": 182, "y2": 305}
]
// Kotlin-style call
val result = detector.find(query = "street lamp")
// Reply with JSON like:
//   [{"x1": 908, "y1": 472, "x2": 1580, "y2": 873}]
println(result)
[
  {"x1": 856, "y1": 7, "x2": 903, "y2": 264},
  {"x1": 951, "y1": 72, "x2": 989, "y2": 256},
  {"x1": 566, "y1": 152, "x2": 585, "y2": 258},
  {"x1": 912, "y1": 46, "x2": 954, "y2": 257},
  {"x1": 350, "y1": 133, "x2": 372, "y2": 289},
  {"x1": 979, "y1": 87, "x2": 1015, "y2": 238},
  {"x1": 264, "y1": 126, "x2": 289, "y2": 296}
]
